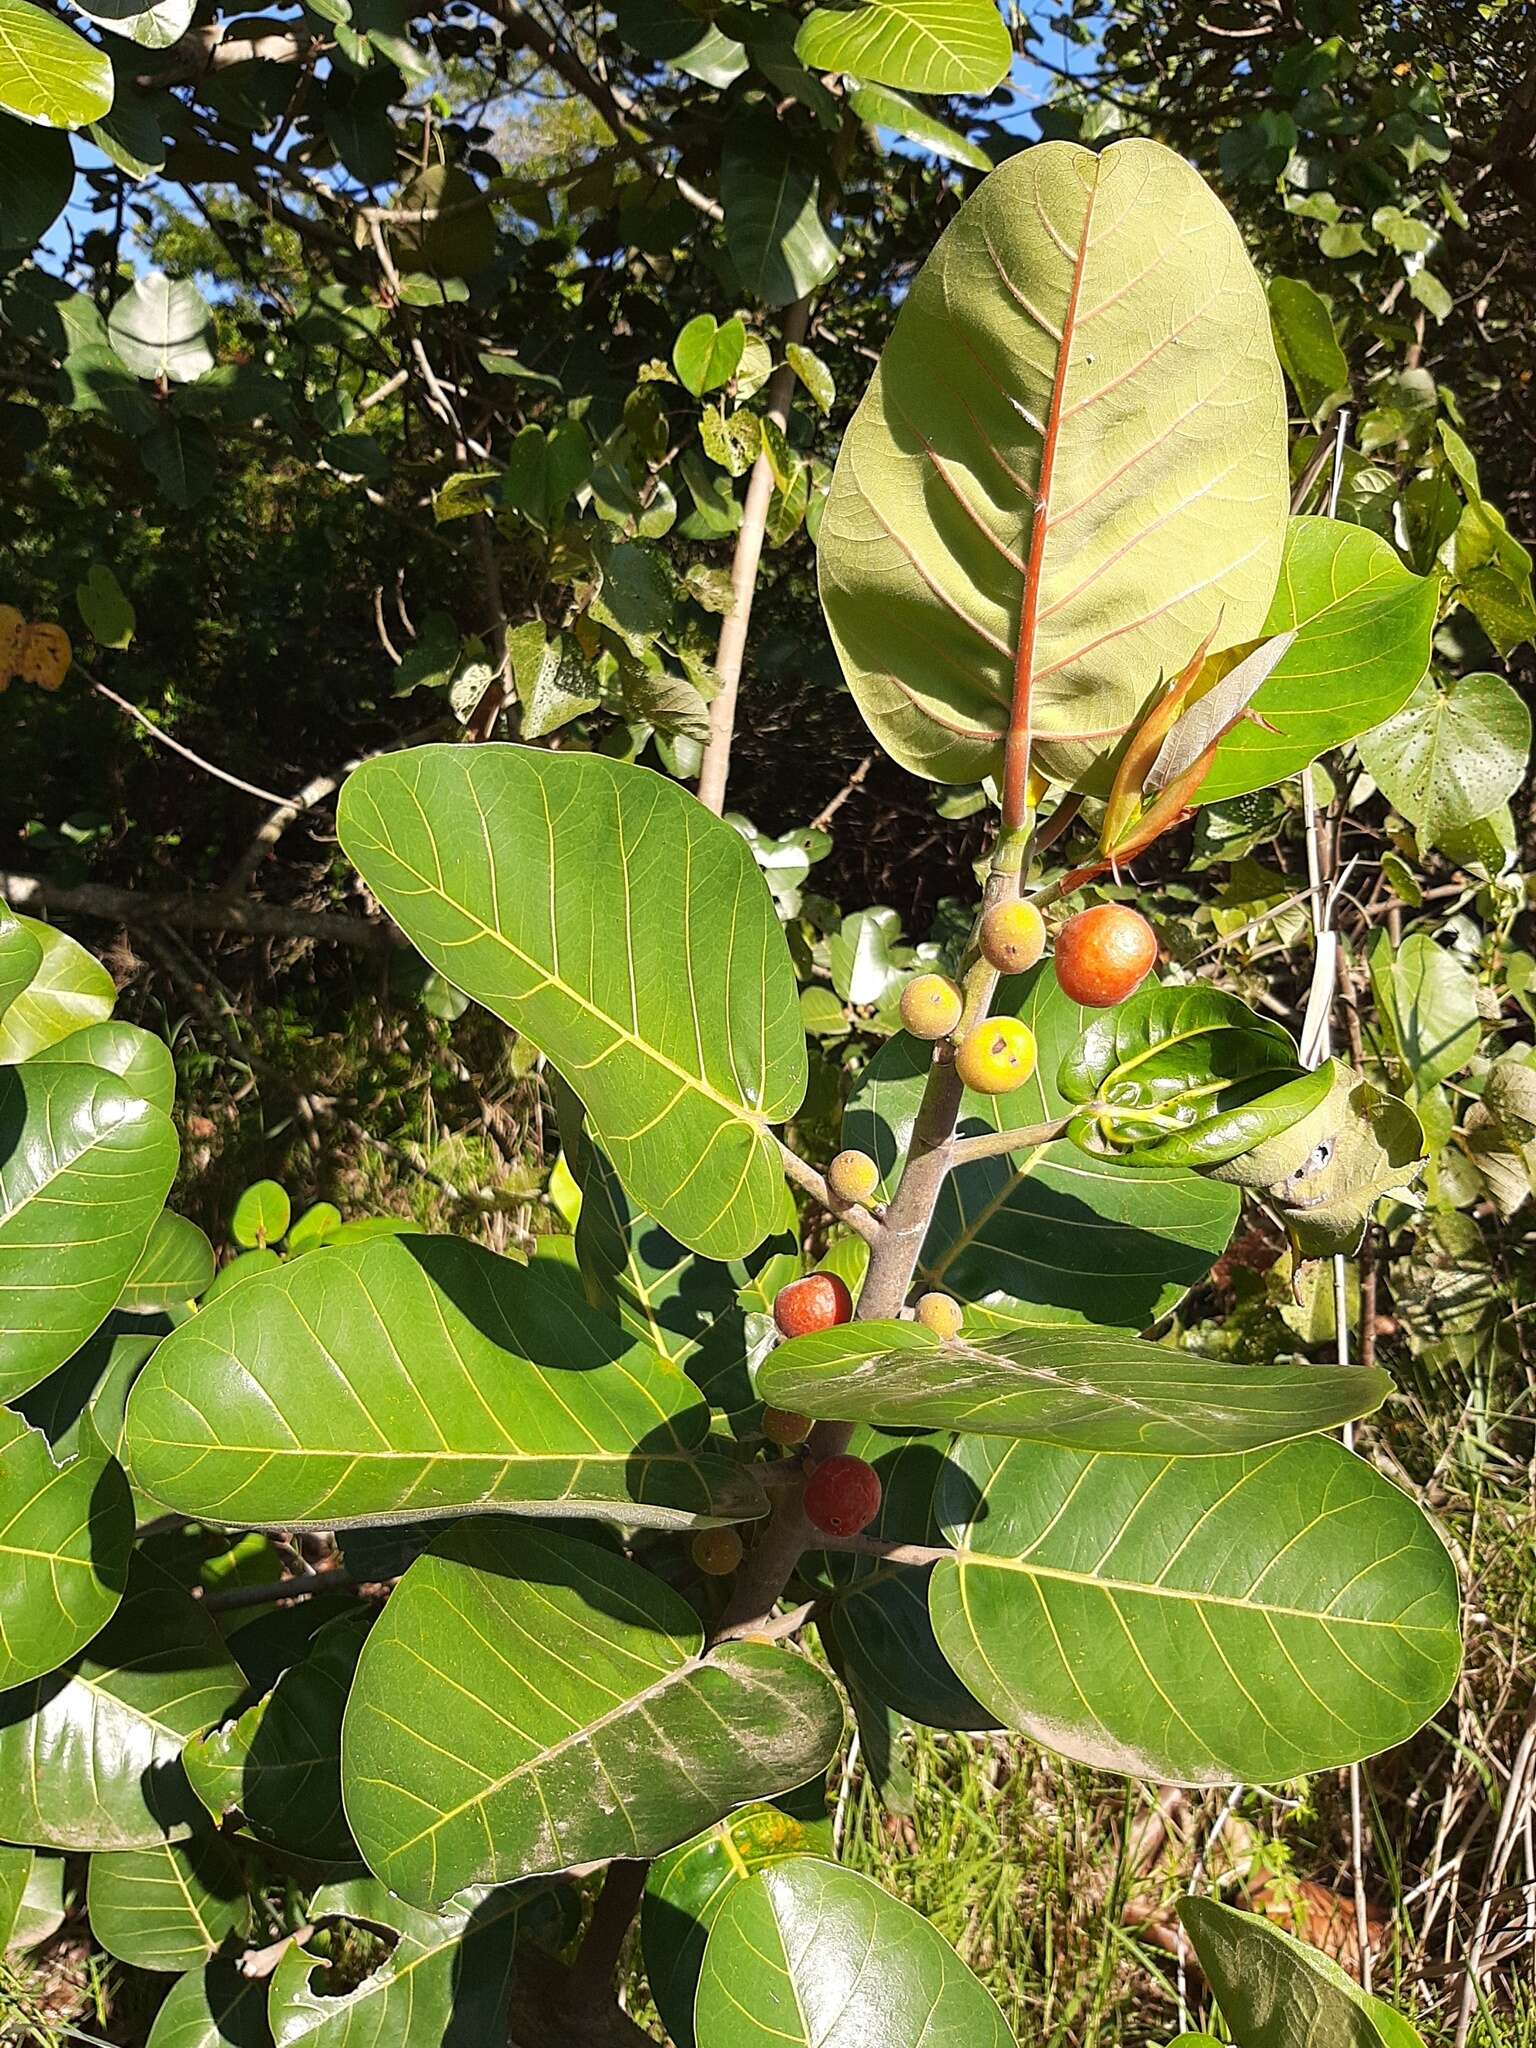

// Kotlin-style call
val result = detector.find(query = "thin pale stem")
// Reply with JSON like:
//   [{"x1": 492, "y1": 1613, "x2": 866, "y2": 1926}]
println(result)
[{"x1": 947, "y1": 1116, "x2": 1072, "y2": 1166}]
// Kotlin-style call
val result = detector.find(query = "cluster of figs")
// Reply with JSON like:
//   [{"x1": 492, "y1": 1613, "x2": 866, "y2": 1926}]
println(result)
[{"x1": 691, "y1": 902, "x2": 1159, "y2": 1574}]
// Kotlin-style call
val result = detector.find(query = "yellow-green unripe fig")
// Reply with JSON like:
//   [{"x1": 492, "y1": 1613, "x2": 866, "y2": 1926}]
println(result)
[
  {"x1": 827, "y1": 1149, "x2": 880, "y2": 1205},
  {"x1": 691, "y1": 1527, "x2": 744, "y2": 1576},
  {"x1": 979, "y1": 899, "x2": 1047, "y2": 975},
  {"x1": 954, "y1": 1017, "x2": 1038, "y2": 1095},
  {"x1": 899, "y1": 973, "x2": 964, "y2": 1041},
  {"x1": 915, "y1": 1291, "x2": 963, "y2": 1339}
]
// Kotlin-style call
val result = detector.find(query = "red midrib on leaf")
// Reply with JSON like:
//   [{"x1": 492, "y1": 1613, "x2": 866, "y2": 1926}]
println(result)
[{"x1": 1002, "y1": 166, "x2": 1101, "y2": 828}]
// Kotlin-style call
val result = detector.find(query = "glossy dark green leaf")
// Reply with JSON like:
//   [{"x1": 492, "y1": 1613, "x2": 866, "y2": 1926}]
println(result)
[
  {"x1": 0, "y1": 915, "x2": 114, "y2": 1062},
  {"x1": 721, "y1": 127, "x2": 841, "y2": 307},
  {"x1": 0, "y1": 1406, "x2": 132, "y2": 1688},
  {"x1": 17, "y1": 1318, "x2": 162, "y2": 1461},
  {"x1": 6, "y1": 1849, "x2": 65, "y2": 1948},
  {"x1": 120, "y1": 1211, "x2": 216, "y2": 1312},
  {"x1": 87, "y1": 1834, "x2": 252, "y2": 1972},
  {"x1": 1059, "y1": 984, "x2": 1332, "y2": 1167},
  {"x1": 811, "y1": 1429, "x2": 993, "y2": 1732},
  {"x1": 341, "y1": 1520, "x2": 844, "y2": 1905},
  {"x1": 338, "y1": 746, "x2": 806, "y2": 1262},
  {"x1": 0, "y1": 115, "x2": 73, "y2": 246},
  {"x1": 26, "y1": 1018, "x2": 175, "y2": 1111},
  {"x1": 760, "y1": 1319, "x2": 1388, "y2": 1453},
  {"x1": 0, "y1": 1843, "x2": 28, "y2": 1948},
  {"x1": 1203, "y1": 519, "x2": 1440, "y2": 803},
  {"x1": 1358, "y1": 671, "x2": 1530, "y2": 845},
  {"x1": 575, "y1": 1141, "x2": 797, "y2": 1431},
  {"x1": 1178, "y1": 1895, "x2": 1426, "y2": 2047},
  {"x1": 268, "y1": 1876, "x2": 565, "y2": 2048},
  {"x1": 0, "y1": 901, "x2": 42, "y2": 1022},
  {"x1": 184, "y1": 1608, "x2": 369, "y2": 1863},
  {"x1": 615, "y1": 0, "x2": 746, "y2": 84},
  {"x1": 144, "y1": 1960, "x2": 274, "y2": 2048},
  {"x1": 0, "y1": 1062, "x2": 179, "y2": 1400},
  {"x1": 125, "y1": 1236, "x2": 767, "y2": 1531},
  {"x1": 642, "y1": 1801, "x2": 833, "y2": 2048},
  {"x1": 847, "y1": 967, "x2": 1240, "y2": 1332},
  {"x1": 0, "y1": 1551, "x2": 245, "y2": 1848},
  {"x1": 1267, "y1": 277, "x2": 1349, "y2": 422},
  {"x1": 695, "y1": 1857, "x2": 1014, "y2": 2046},
  {"x1": 930, "y1": 1434, "x2": 1461, "y2": 1784}
]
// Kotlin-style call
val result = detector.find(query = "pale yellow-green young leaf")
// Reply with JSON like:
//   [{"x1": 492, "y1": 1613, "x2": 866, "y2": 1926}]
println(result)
[{"x1": 818, "y1": 138, "x2": 1288, "y2": 790}]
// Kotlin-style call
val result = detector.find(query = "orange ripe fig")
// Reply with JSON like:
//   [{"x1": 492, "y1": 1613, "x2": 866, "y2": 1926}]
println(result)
[
  {"x1": 692, "y1": 1527, "x2": 744, "y2": 1576},
  {"x1": 803, "y1": 1456, "x2": 882, "y2": 1538},
  {"x1": 761, "y1": 1405, "x2": 813, "y2": 1447},
  {"x1": 1054, "y1": 905, "x2": 1158, "y2": 1008},
  {"x1": 954, "y1": 1016, "x2": 1038, "y2": 1096},
  {"x1": 773, "y1": 1272, "x2": 854, "y2": 1339},
  {"x1": 899, "y1": 973, "x2": 964, "y2": 1041},
  {"x1": 915, "y1": 1291, "x2": 963, "y2": 1339},
  {"x1": 979, "y1": 899, "x2": 1046, "y2": 975},
  {"x1": 826, "y1": 1149, "x2": 879, "y2": 1205}
]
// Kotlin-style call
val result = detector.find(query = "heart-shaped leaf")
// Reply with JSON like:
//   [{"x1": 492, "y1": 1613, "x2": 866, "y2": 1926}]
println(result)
[
  {"x1": 126, "y1": 1236, "x2": 766, "y2": 1531},
  {"x1": 144, "y1": 1960, "x2": 273, "y2": 2048},
  {"x1": 341, "y1": 1521, "x2": 844, "y2": 1904},
  {"x1": 0, "y1": 0, "x2": 113, "y2": 125},
  {"x1": 795, "y1": 0, "x2": 1009, "y2": 95},
  {"x1": 0, "y1": 915, "x2": 114, "y2": 1062},
  {"x1": 268, "y1": 1877, "x2": 567, "y2": 2048},
  {"x1": 930, "y1": 1434, "x2": 1460, "y2": 1784},
  {"x1": 760, "y1": 1318, "x2": 1389, "y2": 1452},
  {"x1": 1358, "y1": 670, "x2": 1530, "y2": 845},
  {"x1": 0, "y1": 1407, "x2": 132, "y2": 1689},
  {"x1": 107, "y1": 270, "x2": 215, "y2": 382},
  {"x1": 819, "y1": 137, "x2": 1286, "y2": 789},
  {"x1": 339, "y1": 745, "x2": 805, "y2": 1261},
  {"x1": 185, "y1": 1607, "x2": 369, "y2": 1864},
  {"x1": 673, "y1": 312, "x2": 747, "y2": 397},
  {"x1": 847, "y1": 965, "x2": 1240, "y2": 1330},
  {"x1": 0, "y1": 1062, "x2": 178, "y2": 1401},
  {"x1": 1202, "y1": 519, "x2": 1440, "y2": 803},
  {"x1": 642, "y1": 1801, "x2": 831, "y2": 2048},
  {"x1": 1059, "y1": 984, "x2": 1332, "y2": 1167},
  {"x1": 1178, "y1": 1895, "x2": 1427, "y2": 2047},
  {"x1": 0, "y1": 1551, "x2": 245, "y2": 1849},
  {"x1": 696, "y1": 1857, "x2": 1014, "y2": 2046},
  {"x1": 86, "y1": 1835, "x2": 252, "y2": 1973}
]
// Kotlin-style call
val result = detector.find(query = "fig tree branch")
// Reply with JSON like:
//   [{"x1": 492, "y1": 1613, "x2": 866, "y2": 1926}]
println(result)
[
  {"x1": 946, "y1": 1116, "x2": 1072, "y2": 1166},
  {"x1": 90, "y1": 675, "x2": 299, "y2": 807},
  {"x1": 696, "y1": 296, "x2": 812, "y2": 816}
]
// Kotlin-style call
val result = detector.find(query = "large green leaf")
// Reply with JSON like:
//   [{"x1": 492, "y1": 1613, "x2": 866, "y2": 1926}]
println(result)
[
  {"x1": 124, "y1": 1235, "x2": 766, "y2": 1531},
  {"x1": 575, "y1": 1140, "x2": 798, "y2": 1431},
  {"x1": 0, "y1": 1843, "x2": 29, "y2": 1948},
  {"x1": 810, "y1": 1428, "x2": 994, "y2": 1732},
  {"x1": 144, "y1": 1961, "x2": 274, "y2": 2048},
  {"x1": 86, "y1": 1835, "x2": 252, "y2": 1973},
  {"x1": 1202, "y1": 519, "x2": 1440, "y2": 803},
  {"x1": 0, "y1": 915, "x2": 114, "y2": 1062},
  {"x1": 642, "y1": 1801, "x2": 832, "y2": 2048},
  {"x1": 695, "y1": 1857, "x2": 1014, "y2": 2046},
  {"x1": 74, "y1": 0, "x2": 196, "y2": 52},
  {"x1": 795, "y1": 0, "x2": 1010, "y2": 94},
  {"x1": 846, "y1": 82, "x2": 992, "y2": 172},
  {"x1": 1178, "y1": 1896, "x2": 1426, "y2": 2048},
  {"x1": 846, "y1": 967, "x2": 1240, "y2": 1331},
  {"x1": 0, "y1": 1552, "x2": 245, "y2": 1848},
  {"x1": 0, "y1": 0, "x2": 113, "y2": 126},
  {"x1": 267, "y1": 1877, "x2": 564, "y2": 2048},
  {"x1": 0, "y1": 1062, "x2": 179, "y2": 1401},
  {"x1": 16, "y1": 1315, "x2": 160, "y2": 1462},
  {"x1": 1267, "y1": 276, "x2": 1349, "y2": 422},
  {"x1": 721, "y1": 126, "x2": 841, "y2": 308},
  {"x1": 759, "y1": 1319, "x2": 1388, "y2": 1453},
  {"x1": 1059, "y1": 983, "x2": 1332, "y2": 1167},
  {"x1": 120, "y1": 1210, "x2": 216, "y2": 1312},
  {"x1": 615, "y1": 0, "x2": 746, "y2": 85},
  {"x1": 184, "y1": 1608, "x2": 369, "y2": 1864},
  {"x1": 1367, "y1": 930, "x2": 1480, "y2": 1095},
  {"x1": 0, "y1": 901, "x2": 42, "y2": 1021},
  {"x1": 0, "y1": 114, "x2": 73, "y2": 247},
  {"x1": 26, "y1": 1017, "x2": 176, "y2": 1112},
  {"x1": 818, "y1": 137, "x2": 1287, "y2": 790},
  {"x1": 0, "y1": 1406, "x2": 132, "y2": 1688},
  {"x1": 7, "y1": 1848, "x2": 65, "y2": 1948},
  {"x1": 1358, "y1": 671, "x2": 1530, "y2": 845},
  {"x1": 929, "y1": 1434, "x2": 1460, "y2": 1784},
  {"x1": 108, "y1": 270, "x2": 215, "y2": 383},
  {"x1": 337, "y1": 745, "x2": 805, "y2": 1262},
  {"x1": 341, "y1": 1520, "x2": 844, "y2": 1905}
]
